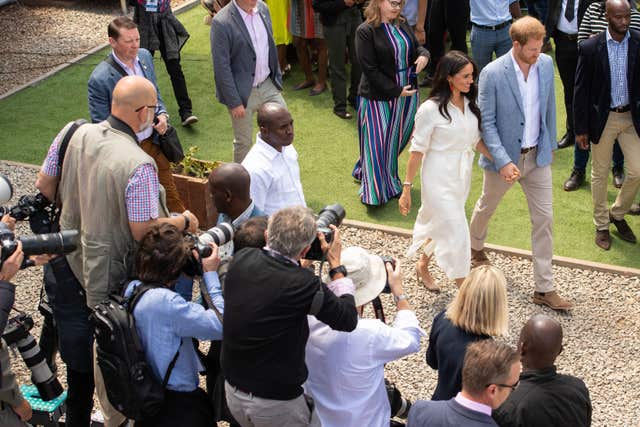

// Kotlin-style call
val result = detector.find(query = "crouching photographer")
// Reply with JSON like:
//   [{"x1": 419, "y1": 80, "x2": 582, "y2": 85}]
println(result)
[
  {"x1": 0, "y1": 239, "x2": 32, "y2": 426},
  {"x1": 304, "y1": 247, "x2": 426, "y2": 427},
  {"x1": 122, "y1": 223, "x2": 224, "y2": 427}
]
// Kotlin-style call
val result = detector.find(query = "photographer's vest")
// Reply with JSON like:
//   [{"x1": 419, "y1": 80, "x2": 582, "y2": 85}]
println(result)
[{"x1": 57, "y1": 118, "x2": 169, "y2": 308}]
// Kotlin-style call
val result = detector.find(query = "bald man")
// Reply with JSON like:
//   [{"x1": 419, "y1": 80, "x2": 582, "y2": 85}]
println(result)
[
  {"x1": 493, "y1": 315, "x2": 592, "y2": 426},
  {"x1": 241, "y1": 103, "x2": 306, "y2": 215},
  {"x1": 36, "y1": 75, "x2": 199, "y2": 427}
]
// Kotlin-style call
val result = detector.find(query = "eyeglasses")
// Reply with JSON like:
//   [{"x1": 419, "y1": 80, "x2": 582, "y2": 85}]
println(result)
[
  {"x1": 134, "y1": 104, "x2": 159, "y2": 113},
  {"x1": 489, "y1": 380, "x2": 520, "y2": 392},
  {"x1": 386, "y1": 0, "x2": 402, "y2": 9}
]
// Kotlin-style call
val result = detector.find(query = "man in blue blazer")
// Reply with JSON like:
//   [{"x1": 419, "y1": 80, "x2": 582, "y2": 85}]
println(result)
[
  {"x1": 88, "y1": 16, "x2": 185, "y2": 213},
  {"x1": 469, "y1": 16, "x2": 572, "y2": 311},
  {"x1": 211, "y1": 0, "x2": 286, "y2": 163}
]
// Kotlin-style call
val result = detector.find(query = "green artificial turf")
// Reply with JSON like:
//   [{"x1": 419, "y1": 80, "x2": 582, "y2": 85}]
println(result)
[{"x1": 1, "y1": 5, "x2": 638, "y2": 269}]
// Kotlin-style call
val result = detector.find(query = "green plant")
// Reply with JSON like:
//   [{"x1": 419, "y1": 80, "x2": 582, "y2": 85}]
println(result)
[{"x1": 173, "y1": 146, "x2": 219, "y2": 178}]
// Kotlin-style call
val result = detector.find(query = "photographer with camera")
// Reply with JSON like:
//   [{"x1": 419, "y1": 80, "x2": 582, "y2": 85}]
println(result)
[
  {"x1": 305, "y1": 246, "x2": 425, "y2": 427},
  {"x1": 0, "y1": 241, "x2": 32, "y2": 426},
  {"x1": 122, "y1": 223, "x2": 223, "y2": 427},
  {"x1": 222, "y1": 206, "x2": 358, "y2": 427}
]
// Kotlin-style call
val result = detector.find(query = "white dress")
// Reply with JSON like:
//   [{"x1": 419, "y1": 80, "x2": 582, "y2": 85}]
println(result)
[{"x1": 406, "y1": 98, "x2": 481, "y2": 279}]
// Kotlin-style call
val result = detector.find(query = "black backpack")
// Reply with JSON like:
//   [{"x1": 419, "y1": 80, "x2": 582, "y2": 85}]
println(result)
[{"x1": 90, "y1": 283, "x2": 180, "y2": 421}]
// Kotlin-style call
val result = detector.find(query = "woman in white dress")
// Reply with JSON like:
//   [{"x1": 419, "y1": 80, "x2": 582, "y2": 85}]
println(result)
[{"x1": 399, "y1": 51, "x2": 493, "y2": 291}]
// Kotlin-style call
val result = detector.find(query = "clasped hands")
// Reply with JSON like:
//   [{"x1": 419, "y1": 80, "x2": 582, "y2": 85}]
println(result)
[
  {"x1": 400, "y1": 56, "x2": 429, "y2": 97},
  {"x1": 499, "y1": 162, "x2": 520, "y2": 183}
]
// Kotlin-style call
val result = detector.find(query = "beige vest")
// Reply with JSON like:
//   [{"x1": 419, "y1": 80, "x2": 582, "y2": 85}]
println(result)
[{"x1": 58, "y1": 120, "x2": 169, "y2": 308}]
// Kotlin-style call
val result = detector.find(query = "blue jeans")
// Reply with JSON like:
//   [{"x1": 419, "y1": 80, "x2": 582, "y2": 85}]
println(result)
[
  {"x1": 470, "y1": 25, "x2": 512, "y2": 71},
  {"x1": 574, "y1": 141, "x2": 625, "y2": 172}
]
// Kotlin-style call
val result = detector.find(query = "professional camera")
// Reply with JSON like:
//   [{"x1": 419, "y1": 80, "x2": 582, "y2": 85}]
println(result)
[
  {"x1": 386, "y1": 379, "x2": 411, "y2": 419},
  {"x1": 2, "y1": 313, "x2": 64, "y2": 401},
  {"x1": 0, "y1": 175, "x2": 56, "y2": 234},
  {"x1": 182, "y1": 222, "x2": 234, "y2": 276},
  {"x1": 305, "y1": 204, "x2": 346, "y2": 261},
  {"x1": 0, "y1": 223, "x2": 79, "y2": 268}
]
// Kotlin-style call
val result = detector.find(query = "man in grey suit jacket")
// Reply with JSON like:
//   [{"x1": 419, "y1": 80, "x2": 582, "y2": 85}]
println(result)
[
  {"x1": 469, "y1": 16, "x2": 572, "y2": 311},
  {"x1": 211, "y1": 0, "x2": 286, "y2": 163}
]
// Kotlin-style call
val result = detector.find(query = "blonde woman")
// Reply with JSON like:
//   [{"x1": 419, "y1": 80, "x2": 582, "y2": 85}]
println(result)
[{"x1": 425, "y1": 265, "x2": 508, "y2": 401}]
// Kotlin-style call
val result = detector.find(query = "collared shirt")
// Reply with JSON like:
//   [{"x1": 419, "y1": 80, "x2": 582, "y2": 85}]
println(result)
[
  {"x1": 304, "y1": 311, "x2": 425, "y2": 427},
  {"x1": 455, "y1": 392, "x2": 493, "y2": 417},
  {"x1": 510, "y1": 50, "x2": 540, "y2": 149},
  {"x1": 470, "y1": 0, "x2": 516, "y2": 26},
  {"x1": 217, "y1": 201, "x2": 258, "y2": 259},
  {"x1": 234, "y1": 0, "x2": 270, "y2": 86},
  {"x1": 124, "y1": 271, "x2": 224, "y2": 392},
  {"x1": 557, "y1": 0, "x2": 579, "y2": 34},
  {"x1": 41, "y1": 120, "x2": 160, "y2": 222},
  {"x1": 111, "y1": 52, "x2": 154, "y2": 142},
  {"x1": 241, "y1": 134, "x2": 306, "y2": 215},
  {"x1": 577, "y1": 3, "x2": 640, "y2": 43},
  {"x1": 606, "y1": 29, "x2": 630, "y2": 108}
]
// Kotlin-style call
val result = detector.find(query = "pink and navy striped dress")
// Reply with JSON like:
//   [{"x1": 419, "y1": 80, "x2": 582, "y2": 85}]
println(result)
[{"x1": 352, "y1": 23, "x2": 419, "y2": 206}]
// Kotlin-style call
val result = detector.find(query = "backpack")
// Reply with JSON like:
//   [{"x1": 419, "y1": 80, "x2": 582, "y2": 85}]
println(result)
[{"x1": 90, "y1": 283, "x2": 180, "y2": 421}]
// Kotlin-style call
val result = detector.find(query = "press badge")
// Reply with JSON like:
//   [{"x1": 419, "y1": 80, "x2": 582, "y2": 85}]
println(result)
[{"x1": 146, "y1": 0, "x2": 159, "y2": 12}]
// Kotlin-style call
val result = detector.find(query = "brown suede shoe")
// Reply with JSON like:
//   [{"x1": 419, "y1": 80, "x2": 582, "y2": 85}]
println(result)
[
  {"x1": 609, "y1": 213, "x2": 637, "y2": 243},
  {"x1": 532, "y1": 291, "x2": 573, "y2": 311},
  {"x1": 595, "y1": 229, "x2": 612, "y2": 250},
  {"x1": 470, "y1": 248, "x2": 491, "y2": 267}
]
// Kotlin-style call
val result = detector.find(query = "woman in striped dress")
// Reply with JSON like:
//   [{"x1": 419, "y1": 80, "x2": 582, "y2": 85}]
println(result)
[{"x1": 352, "y1": 0, "x2": 429, "y2": 206}]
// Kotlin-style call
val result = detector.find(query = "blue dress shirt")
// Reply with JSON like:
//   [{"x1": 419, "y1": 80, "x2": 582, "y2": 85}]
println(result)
[
  {"x1": 606, "y1": 29, "x2": 630, "y2": 108},
  {"x1": 471, "y1": 0, "x2": 517, "y2": 26},
  {"x1": 124, "y1": 271, "x2": 224, "y2": 392}
]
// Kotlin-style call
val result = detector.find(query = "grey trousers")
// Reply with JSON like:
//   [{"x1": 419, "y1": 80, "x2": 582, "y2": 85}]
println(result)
[
  {"x1": 225, "y1": 381, "x2": 320, "y2": 427},
  {"x1": 469, "y1": 148, "x2": 555, "y2": 293},
  {"x1": 231, "y1": 78, "x2": 286, "y2": 163}
]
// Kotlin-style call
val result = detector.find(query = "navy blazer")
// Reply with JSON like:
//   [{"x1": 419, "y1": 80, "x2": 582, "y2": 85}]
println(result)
[
  {"x1": 211, "y1": 1, "x2": 282, "y2": 109},
  {"x1": 573, "y1": 29, "x2": 640, "y2": 143},
  {"x1": 87, "y1": 48, "x2": 167, "y2": 124}
]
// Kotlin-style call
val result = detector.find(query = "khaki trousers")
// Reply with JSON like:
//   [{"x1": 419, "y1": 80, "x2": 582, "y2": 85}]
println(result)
[
  {"x1": 469, "y1": 148, "x2": 554, "y2": 293},
  {"x1": 231, "y1": 79, "x2": 286, "y2": 163},
  {"x1": 94, "y1": 342, "x2": 127, "y2": 427},
  {"x1": 591, "y1": 111, "x2": 640, "y2": 229},
  {"x1": 139, "y1": 138, "x2": 185, "y2": 214}
]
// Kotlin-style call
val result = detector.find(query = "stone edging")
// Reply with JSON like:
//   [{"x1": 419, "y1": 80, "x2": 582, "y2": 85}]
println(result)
[
  {"x1": 344, "y1": 219, "x2": 640, "y2": 277},
  {"x1": 0, "y1": 0, "x2": 201, "y2": 101}
]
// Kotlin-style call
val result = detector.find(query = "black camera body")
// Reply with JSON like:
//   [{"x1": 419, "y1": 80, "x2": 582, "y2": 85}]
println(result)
[
  {"x1": 0, "y1": 223, "x2": 79, "y2": 269},
  {"x1": 305, "y1": 204, "x2": 346, "y2": 261},
  {"x1": 182, "y1": 223, "x2": 234, "y2": 276},
  {"x1": 3, "y1": 314, "x2": 64, "y2": 401},
  {"x1": 0, "y1": 192, "x2": 54, "y2": 234},
  {"x1": 386, "y1": 379, "x2": 411, "y2": 419}
]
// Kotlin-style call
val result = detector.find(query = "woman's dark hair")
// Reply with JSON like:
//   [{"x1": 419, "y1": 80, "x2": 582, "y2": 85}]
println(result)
[
  {"x1": 135, "y1": 223, "x2": 190, "y2": 285},
  {"x1": 428, "y1": 51, "x2": 482, "y2": 131}
]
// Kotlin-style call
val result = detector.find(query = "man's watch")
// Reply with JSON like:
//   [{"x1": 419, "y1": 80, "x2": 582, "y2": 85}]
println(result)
[
  {"x1": 329, "y1": 265, "x2": 348, "y2": 280},
  {"x1": 394, "y1": 294, "x2": 408, "y2": 304}
]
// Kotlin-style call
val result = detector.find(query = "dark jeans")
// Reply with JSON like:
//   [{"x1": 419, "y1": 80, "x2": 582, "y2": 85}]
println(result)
[
  {"x1": 526, "y1": 0, "x2": 548, "y2": 23},
  {"x1": 136, "y1": 388, "x2": 213, "y2": 427},
  {"x1": 66, "y1": 368, "x2": 95, "y2": 427},
  {"x1": 554, "y1": 31, "x2": 578, "y2": 138},
  {"x1": 426, "y1": 0, "x2": 469, "y2": 71},
  {"x1": 575, "y1": 141, "x2": 625, "y2": 171},
  {"x1": 323, "y1": 7, "x2": 362, "y2": 112},
  {"x1": 149, "y1": 49, "x2": 193, "y2": 119}
]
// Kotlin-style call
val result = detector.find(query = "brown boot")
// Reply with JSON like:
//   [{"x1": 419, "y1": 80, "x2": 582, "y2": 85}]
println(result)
[
  {"x1": 532, "y1": 291, "x2": 573, "y2": 310},
  {"x1": 470, "y1": 248, "x2": 491, "y2": 268}
]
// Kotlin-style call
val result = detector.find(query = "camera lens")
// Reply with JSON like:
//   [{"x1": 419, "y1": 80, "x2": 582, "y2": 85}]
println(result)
[
  {"x1": 199, "y1": 223, "x2": 234, "y2": 247},
  {"x1": 19, "y1": 230, "x2": 79, "y2": 257}
]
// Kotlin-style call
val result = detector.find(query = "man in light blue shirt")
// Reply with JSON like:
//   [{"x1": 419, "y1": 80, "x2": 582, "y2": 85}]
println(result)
[{"x1": 470, "y1": 0, "x2": 522, "y2": 70}]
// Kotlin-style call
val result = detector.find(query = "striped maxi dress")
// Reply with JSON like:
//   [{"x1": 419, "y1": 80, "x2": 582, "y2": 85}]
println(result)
[{"x1": 352, "y1": 23, "x2": 419, "y2": 206}]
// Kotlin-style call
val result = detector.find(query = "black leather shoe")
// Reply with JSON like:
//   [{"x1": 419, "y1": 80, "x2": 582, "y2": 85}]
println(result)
[
  {"x1": 630, "y1": 203, "x2": 640, "y2": 215},
  {"x1": 557, "y1": 133, "x2": 574, "y2": 149},
  {"x1": 595, "y1": 229, "x2": 611, "y2": 250},
  {"x1": 563, "y1": 169, "x2": 585, "y2": 191},
  {"x1": 333, "y1": 109, "x2": 353, "y2": 120},
  {"x1": 612, "y1": 167, "x2": 625, "y2": 189},
  {"x1": 609, "y1": 212, "x2": 637, "y2": 243}
]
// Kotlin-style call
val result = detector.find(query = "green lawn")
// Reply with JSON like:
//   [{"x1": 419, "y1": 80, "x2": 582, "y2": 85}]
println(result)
[{"x1": 1, "y1": 5, "x2": 639, "y2": 269}]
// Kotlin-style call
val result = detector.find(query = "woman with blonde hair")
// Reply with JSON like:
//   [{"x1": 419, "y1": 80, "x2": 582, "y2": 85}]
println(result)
[{"x1": 425, "y1": 265, "x2": 509, "y2": 400}]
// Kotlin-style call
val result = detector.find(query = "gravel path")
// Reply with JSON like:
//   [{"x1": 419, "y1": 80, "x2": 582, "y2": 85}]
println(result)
[{"x1": 2, "y1": 161, "x2": 639, "y2": 425}]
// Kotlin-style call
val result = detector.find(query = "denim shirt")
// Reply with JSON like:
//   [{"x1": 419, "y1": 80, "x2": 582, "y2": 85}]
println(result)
[{"x1": 124, "y1": 271, "x2": 224, "y2": 392}]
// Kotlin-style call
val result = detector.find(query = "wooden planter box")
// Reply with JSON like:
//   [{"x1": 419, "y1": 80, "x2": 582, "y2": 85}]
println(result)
[{"x1": 172, "y1": 173, "x2": 218, "y2": 230}]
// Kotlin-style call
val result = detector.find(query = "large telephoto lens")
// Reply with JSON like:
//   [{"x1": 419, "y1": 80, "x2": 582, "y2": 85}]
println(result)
[
  {"x1": 19, "y1": 230, "x2": 79, "y2": 257},
  {"x1": 15, "y1": 334, "x2": 63, "y2": 400},
  {"x1": 199, "y1": 223, "x2": 234, "y2": 247}
]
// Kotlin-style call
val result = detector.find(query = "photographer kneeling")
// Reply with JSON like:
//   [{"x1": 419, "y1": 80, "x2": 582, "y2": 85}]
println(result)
[
  {"x1": 304, "y1": 247, "x2": 425, "y2": 427},
  {"x1": 0, "y1": 239, "x2": 32, "y2": 426},
  {"x1": 124, "y1": 223, "x2": 224, "y2": 427}
]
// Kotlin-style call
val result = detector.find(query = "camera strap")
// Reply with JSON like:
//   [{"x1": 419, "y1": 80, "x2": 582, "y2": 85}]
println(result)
[{"x1": 371, "y1": 296, "x2": 386, "y2": 324}]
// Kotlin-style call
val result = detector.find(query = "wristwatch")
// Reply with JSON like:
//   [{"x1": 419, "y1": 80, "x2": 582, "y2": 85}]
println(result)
[
  {"x1": 329, "y1": 265, "x2": 348, "y2": 280},
  {"x1": 394, "y1": 294, "x2": 408, "y2": 304}
]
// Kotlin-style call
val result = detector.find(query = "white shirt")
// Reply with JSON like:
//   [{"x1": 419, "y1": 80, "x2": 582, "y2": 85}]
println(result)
[
  {"x1": 241, "y1": 134, "x2": 306, "y2": 215},
  {"x1": 304, "y1": 310, "x2": 425, "y2": 427},
  {"x1": 510, "y1": 51, "x2": 540, "y2": 149},
  {"x1": 557, "y1": 0, "x2": 579, "y2": 34},
  {"x1": 112, "y1": 51, "x2": 153, "y2": 142},
  {"x1": 234, "y1": 0, "x2": 270, "y2": 86}
]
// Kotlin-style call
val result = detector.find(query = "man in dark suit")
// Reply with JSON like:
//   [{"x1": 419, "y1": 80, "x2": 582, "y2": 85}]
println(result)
[
  {"x1": 574, "y1": 0, "x2": 640, "y2": 250},
  {"x1": 211, "y1": 0, "x2": 285, "y2": 162}
]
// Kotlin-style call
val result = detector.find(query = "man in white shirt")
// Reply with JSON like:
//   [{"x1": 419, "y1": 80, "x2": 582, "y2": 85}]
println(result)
[
  {"x1": 305, "y1": 247, "x2": 425, "y2": 427},
  {"x1": 241, "y1": 103, "x2": 306, "y2": 215}
]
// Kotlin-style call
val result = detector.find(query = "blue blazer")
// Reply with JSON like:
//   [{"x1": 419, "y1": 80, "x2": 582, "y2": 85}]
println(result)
[
  {"x1": 477, "y1": 51, "x2": 557, "y2": 172},
  {"x1": 210, "y1": 1, "x2": 282, "y2": 109},
  {"x1": 87, "y1": 48, "x2": 167, "y2": 124}
]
